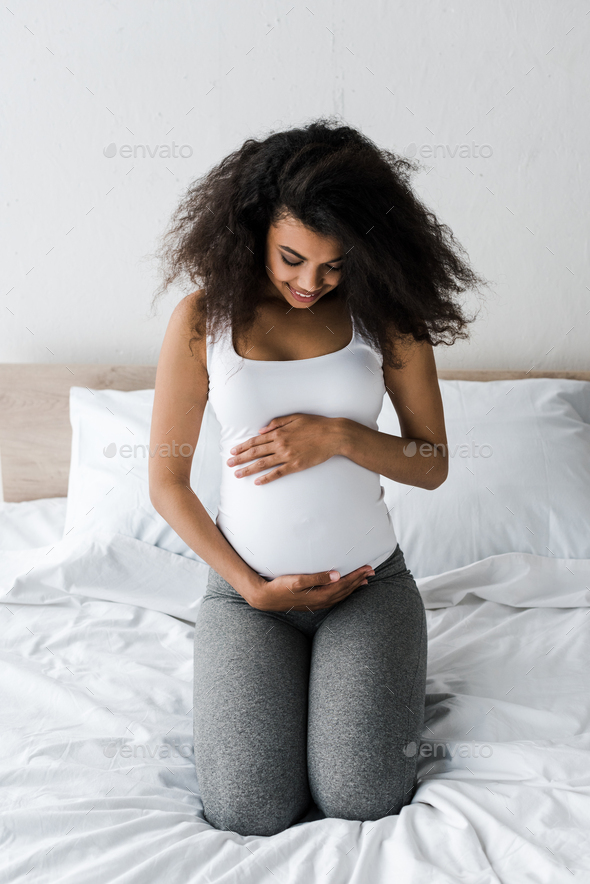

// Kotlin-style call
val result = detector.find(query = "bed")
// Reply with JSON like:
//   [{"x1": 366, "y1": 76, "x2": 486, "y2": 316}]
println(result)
[{"x1": 1, "y1": 363, "x2": 590, "y2": 883}]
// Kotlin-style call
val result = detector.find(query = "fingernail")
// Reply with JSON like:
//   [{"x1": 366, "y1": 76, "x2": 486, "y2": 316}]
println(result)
[
  {"x1": 329, "y1": 571, "x2": 339, "y2": 581},
  {"x1": 367, "y1": 570, "x2": 375, "y2": 577}
]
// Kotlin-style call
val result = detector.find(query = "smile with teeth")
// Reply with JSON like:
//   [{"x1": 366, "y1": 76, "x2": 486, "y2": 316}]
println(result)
[{"x1": 288, "y1": 283, "x2": 322, "y2": 299}]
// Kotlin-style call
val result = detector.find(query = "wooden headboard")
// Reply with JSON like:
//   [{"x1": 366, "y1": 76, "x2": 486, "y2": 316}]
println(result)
[{"x1": 0, "y1": 363, "x2": 589, "y2": 503}]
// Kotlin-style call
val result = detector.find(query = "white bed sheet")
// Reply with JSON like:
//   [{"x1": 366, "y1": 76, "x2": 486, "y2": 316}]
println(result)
[{"x1": 1, "y1": 498, "x2": 590, "y2": 883}]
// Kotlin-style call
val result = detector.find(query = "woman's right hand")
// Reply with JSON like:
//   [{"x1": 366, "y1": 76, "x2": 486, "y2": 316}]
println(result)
[{"x1": 243, "y1": 564, "x2": 376, "y2": 613}]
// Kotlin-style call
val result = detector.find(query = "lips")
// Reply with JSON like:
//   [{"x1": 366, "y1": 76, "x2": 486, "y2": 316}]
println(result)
[{"x1": 287, "y1": 283, "x2": 322, "y2": 302}]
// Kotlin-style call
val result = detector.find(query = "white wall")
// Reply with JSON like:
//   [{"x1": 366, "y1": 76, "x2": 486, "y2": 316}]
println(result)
[{"x1": 2, "y1": 0, "x2": 588, "y2": 369}]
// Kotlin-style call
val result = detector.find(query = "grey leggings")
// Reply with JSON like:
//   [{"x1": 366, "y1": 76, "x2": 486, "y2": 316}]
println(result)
[{"x1": 193, "y1": 543, "x2": 427, "y2": 837}]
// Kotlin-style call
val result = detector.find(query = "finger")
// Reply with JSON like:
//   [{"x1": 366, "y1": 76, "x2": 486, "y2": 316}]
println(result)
[
  {"x1": 230, "y1": 434, "x2": 267, "y2": 456},
  {"x1": 302, "y1": 578, "x2": 363, "y2": 604},
  {"x1": 295, "y1": 570, "x2": 342, "y2": 590},
  {"x1": 305, "y1": 577, "x2": 369, "y2": 610},
  {"x1": 259, "y1": 415, "x2": 298, "y2": 433},
  {"x1": 242, "y1": 435, "x2": 264, "y2": 450},
  {"x1": 289, "y1": 565, "x2": 370, "y2": 597},
  {"x1": 331, "y1": 576, "x2": 368, "y2": 600},
  {"x1": 309, "y1": 570, "x2": 370, "y2": 602},
  {"x1": 337, "y1": 567, "x2": 369, "y2": 582},
  {"x1": 291, "y1": 571, "x2": 340, "y2": 595},
  {"x1": 340, "y1": 566, "x2": 374, "y2": 588},
  {"x1": 228, "y1": 443, "x2": 274, "y2": 467},
  {"x1": 252, "y1": 464, "x2": 290, "y2": 485},
  {"x1": 300, "y1": 585, "x2": 362, "y2": 611},
  {"x1": 302, "y1": 565, "x2": 371, "y2": 593},
  {"x1": 233, "y1": 456, "x2": 277, "y2": 478},
  {"x1": 303, "y1": 568, "x2": 363, "y2": 594}
]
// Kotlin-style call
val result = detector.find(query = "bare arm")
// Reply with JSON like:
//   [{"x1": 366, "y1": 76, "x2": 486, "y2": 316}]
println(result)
[
  {"x1": 337, "y1": 336, "x2": 449, "y2": 490},
  {"x1": 148, "y1": 291, "x2": 263, "y2": 599}
]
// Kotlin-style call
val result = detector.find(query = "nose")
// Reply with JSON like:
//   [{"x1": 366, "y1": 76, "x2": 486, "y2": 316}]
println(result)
[{"x1": 296, "y1": 274, "x2": 325, "y2": 293}]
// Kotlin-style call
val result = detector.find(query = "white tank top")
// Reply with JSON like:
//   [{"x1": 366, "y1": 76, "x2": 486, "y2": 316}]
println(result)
[{"x1": 206, "y1": 310, "x2": 397, "y2": 579}]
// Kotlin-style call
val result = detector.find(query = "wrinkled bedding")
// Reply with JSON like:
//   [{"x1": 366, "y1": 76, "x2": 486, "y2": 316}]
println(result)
[{"x1": 1, "y1": 498, "x2": 589, "y2": 882}]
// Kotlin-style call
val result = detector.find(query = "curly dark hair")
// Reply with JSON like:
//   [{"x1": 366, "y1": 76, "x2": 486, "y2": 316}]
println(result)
[{"x1": 150, "y1": 117, "x2": 491, "y2": 370}]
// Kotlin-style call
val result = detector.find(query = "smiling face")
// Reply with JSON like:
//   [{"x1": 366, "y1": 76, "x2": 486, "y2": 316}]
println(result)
[{"x1": 263, "y1": 213, "x2": 344, "y2": 309}]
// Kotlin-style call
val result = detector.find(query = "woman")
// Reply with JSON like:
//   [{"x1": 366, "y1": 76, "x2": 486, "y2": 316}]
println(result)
[{"x1": 149, "y1": 119, "x2": 487, "y2": 837}]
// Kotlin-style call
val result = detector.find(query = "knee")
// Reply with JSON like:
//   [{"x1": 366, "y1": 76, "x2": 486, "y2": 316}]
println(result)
[
  {"x1": 200, "y1": 777, "x2": 311, "y2": 836},
  {"x1": 311, "y1": 758, "x2": 417, "y2": 822},
  {"x1": 314, "y1": 783, "x2": 413, "y2": 822},
  {"x1": 205, "y1": 801, "x2": 295, "y2": 837}
]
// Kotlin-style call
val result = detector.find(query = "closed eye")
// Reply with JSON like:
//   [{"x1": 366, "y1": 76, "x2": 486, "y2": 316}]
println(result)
[{"x1": 280, "y1": 255, "x2": 342, "y2": 271}]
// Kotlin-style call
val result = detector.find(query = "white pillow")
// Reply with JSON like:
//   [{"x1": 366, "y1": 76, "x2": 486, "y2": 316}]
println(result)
[
  {"x1": 378, "y1": 378, "x2": 590, "y2": 578},
  {"x1": 64, "y1": 387, "x2": 221, "y2": 562},
  {"x1": 66, "y1": 379, "x2": 590, "y2": 582}
]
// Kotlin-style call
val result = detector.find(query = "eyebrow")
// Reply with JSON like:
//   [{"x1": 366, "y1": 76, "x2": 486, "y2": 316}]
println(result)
[{"x1": 278, "y1": 244, "x2": 344, "y2": 262}]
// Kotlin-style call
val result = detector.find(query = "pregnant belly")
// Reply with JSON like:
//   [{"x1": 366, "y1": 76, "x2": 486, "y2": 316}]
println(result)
[{"x1": 215, "y1": 455, "x2": 397, "y2": 579}]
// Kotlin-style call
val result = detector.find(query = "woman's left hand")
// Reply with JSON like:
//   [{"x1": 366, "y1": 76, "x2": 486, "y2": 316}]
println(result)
[{"x1": 227, "y1": 414, "x2": 342, "y2": 485}]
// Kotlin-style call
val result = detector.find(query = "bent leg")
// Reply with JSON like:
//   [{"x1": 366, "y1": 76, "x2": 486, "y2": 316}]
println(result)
[
  {"x1": 307, "y1": 552, "x2": 427, "y2": 821},
  {"x1": 193, "y1": 584, "x2": 312, "y2": 837}
]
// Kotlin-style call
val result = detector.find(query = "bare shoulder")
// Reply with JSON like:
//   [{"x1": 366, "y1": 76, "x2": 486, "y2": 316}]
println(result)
[
  {"x1": 382, "y1": 329, "x2": 439, "y2": 395},
  {"x1": 150, "y1": 289, "x2": 209, "y2": 493},
  {"x1": 168, "y1": 289, "x2": 207, "y2": 367}
]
